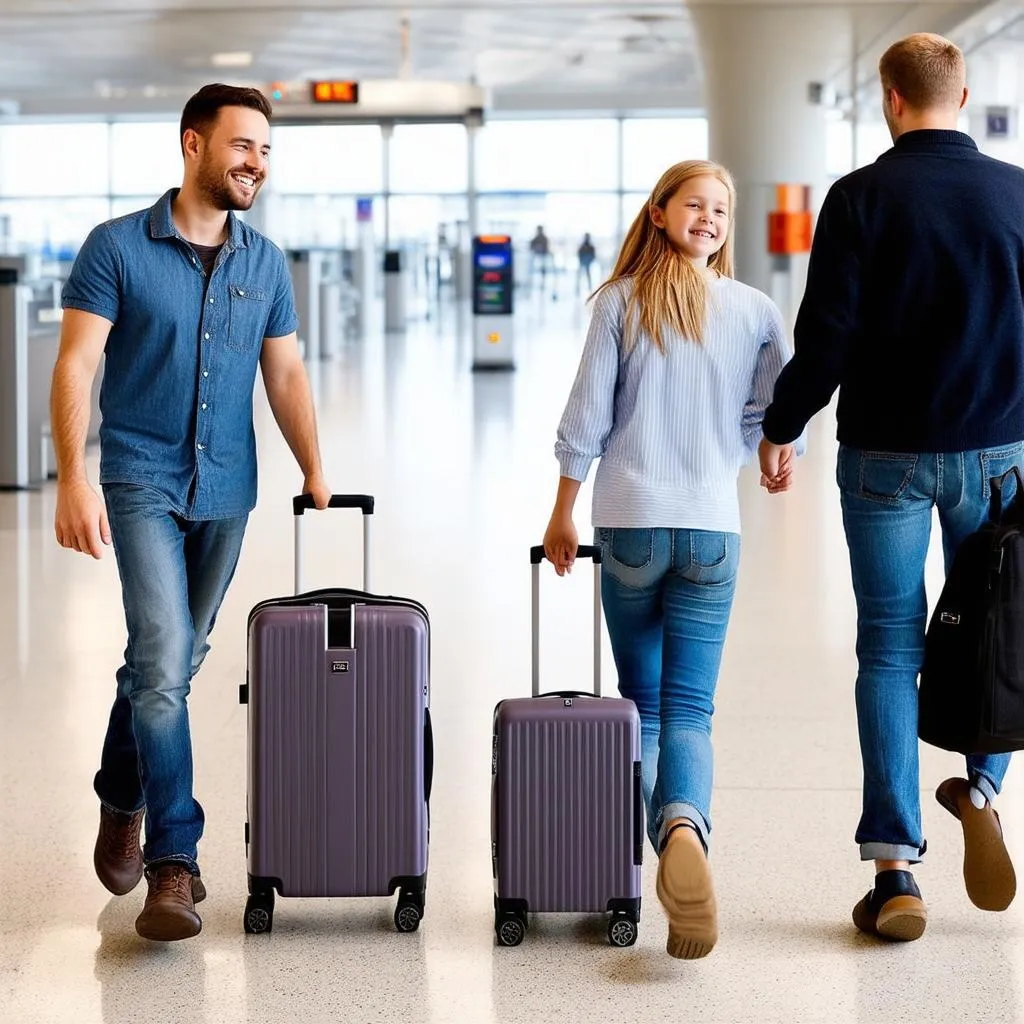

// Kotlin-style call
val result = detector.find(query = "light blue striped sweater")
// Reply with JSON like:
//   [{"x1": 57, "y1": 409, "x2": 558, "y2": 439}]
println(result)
[{"x1": 555, "y1": 275, "x2": 794, "y2": 534}]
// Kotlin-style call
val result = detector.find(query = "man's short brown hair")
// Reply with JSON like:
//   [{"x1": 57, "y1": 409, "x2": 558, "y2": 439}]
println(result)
[
  {"x1": 879, "y1": 33, "x2": 965, "y2": 110},
  {"x1": 180, "y1": 83, "x2": 273, "y2": 153}
]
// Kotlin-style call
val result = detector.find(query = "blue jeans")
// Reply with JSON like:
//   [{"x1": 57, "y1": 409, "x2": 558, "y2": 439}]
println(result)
[
  {"x1": 838, "y1": 444, "x2": 1021, "y2": 862},
  {"x1": 595, "y1": 527, "x2": 740, "y2": 856},
  {"x1": 96, "y1": 483, "x2": 248, "y2": 872}
]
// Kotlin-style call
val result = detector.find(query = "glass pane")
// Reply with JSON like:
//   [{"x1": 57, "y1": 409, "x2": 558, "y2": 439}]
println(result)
[
  {"x1": 110, "y1": 122, "x2": 181, "y2": 196},
  {"x1": 110, "y1": 195, "x2": 166, "y2": 218},
  {"x1": 270, "y1": 125, "x2": 382, "y2": 194},
  {"x1": 620, "y1": 192, "x2": 650, "y2": 244},
  {"x1": 388, "y1": 194, "x2": 468, "y2": 246},
  {"x1": 478, "y1": 192, "x2": 619, "y2": 288},
  {"x1": 0, "y1": 197, "x2": 111, "y2": 254},
  {"x1": 390, "y1": 124, "x2": 467, "y2": 193},
  {"x1": 0, "y1": 124, "x2": 110, "y2": 197},
  {"x1": 621, "y1": 118, "x2": 709, "y2": 192},
  {"x1": 826, "y1": 119, "x2": 852, "y2": 179},
  {"x1": 477, "y1": 120, "x2": 618, "y2": 191},
  {"x1": 855, "y1": 122, "x2": 893, "y2": 168},
  {"x1": 263, "y1": 193, "x2": 386, "y2": 250}
]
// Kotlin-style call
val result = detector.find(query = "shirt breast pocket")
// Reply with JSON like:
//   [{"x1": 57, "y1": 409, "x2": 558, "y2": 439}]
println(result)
[{"x1": 227, "y1": 284, "x2": 269, "y2": 352}]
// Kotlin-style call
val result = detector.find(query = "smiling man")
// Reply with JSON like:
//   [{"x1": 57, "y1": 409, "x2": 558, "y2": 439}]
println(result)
[{"x1": 49, "y1": 83, "x2": 331, "y2": 941}]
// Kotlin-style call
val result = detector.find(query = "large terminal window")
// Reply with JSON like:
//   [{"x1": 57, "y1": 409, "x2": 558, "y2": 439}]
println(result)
[
  {"x1": 621, "y1": 117, "x2": 708, "y2": 192},
  {"x1": 0, "y1": 123, "x2": 109, "y2": 197},
  {"x1": 390, "y1": 124, "x2": 468, "y2": 194},
  {"x1": 270, "y1": 124, "x2": 384, "y2": 194},
  {"x1": 109, "y1": 121, "x2": 181, "y2": 198},
  {"x1": 0, "y1": 123, "x2": 110, "y2": 253},
  {"x1": 477, "y1": 119, "x2": 619, "y2": 192}
]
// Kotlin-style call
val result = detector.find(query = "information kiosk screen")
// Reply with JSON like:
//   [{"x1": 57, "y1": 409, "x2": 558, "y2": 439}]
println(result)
[{"x1": 472, "y1": 235, "x2": 514, "y2": 316}]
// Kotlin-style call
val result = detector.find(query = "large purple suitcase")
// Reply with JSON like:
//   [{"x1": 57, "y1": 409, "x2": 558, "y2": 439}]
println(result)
[
  {"x1": 240, "y1": 495, "x2": 431, "y2": 935},
  {"x1": 491, "y1": 545, "x2": 643, "y2": 948}
]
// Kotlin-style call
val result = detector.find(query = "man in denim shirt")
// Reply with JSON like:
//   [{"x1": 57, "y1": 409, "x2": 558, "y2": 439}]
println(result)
[{"x1": 50, "y1": 84, "x2": 331, "y2": 941}]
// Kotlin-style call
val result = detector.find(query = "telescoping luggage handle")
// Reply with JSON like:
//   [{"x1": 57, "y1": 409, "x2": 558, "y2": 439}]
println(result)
[
  {"x1": 530, "y1": 545, "x2": 602, "y2": 698},
  {"x1": 292, "y1": 494, "x2": 374, "y2": 595}
]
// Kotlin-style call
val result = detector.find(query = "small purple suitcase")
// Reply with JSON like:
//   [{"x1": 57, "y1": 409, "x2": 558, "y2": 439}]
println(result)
[
  {"x1": 240, "y1": 495, "x2": 431, "y2": 935},
  {"x1": 491, "y1": 545, "x2": 643, "y2": 948}
]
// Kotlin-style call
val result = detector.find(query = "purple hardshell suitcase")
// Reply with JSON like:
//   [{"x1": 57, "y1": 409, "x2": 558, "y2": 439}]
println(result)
[
  {"x1": 491, "y1": 545, "x2": 643, "y2": 948},
  {"x1": 240, "y1": 495, "x2": 431, "y2": 935}
]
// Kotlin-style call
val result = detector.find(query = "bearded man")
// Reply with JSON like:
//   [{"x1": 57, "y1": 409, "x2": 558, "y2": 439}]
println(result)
[{"x1": 50, "y1": 83, "x2": 331, "y2": 941}]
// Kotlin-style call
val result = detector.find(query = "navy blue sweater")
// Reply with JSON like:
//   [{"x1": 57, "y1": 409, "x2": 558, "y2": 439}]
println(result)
[{"x1": 763, "y1": 130, "x2": 1024, "y2": 452}]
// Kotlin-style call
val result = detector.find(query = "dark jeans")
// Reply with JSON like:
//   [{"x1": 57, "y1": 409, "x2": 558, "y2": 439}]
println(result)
[{"x1": 95, "y1": 483, "x2": 247, "y2": 871}]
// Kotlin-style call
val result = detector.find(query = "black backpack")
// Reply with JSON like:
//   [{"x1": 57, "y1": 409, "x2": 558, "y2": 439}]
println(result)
[{"x1": 919, "y1": 467, "x2": 1024, "y2": 754}]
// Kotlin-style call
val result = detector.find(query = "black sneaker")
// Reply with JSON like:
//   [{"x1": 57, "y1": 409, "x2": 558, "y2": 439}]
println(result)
[{"x1": 852, "y1": 870, "x2": 928, "y2": 941}]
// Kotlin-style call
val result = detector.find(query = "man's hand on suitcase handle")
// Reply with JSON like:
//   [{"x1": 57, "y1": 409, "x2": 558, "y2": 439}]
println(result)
[
  {"x1": 54, "y1": 479, "x2": 111, "y2": 559},
  {"x1": 302, "y1": 473, "x2": 333, "y2": 511}
]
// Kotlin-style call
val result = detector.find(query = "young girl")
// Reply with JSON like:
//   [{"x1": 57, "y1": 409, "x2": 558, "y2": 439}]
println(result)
[{"x1": 543, "y1": 159, "x2": 796, "y2": 960}]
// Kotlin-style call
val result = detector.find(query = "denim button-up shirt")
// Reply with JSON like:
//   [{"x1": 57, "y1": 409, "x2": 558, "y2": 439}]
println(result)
[{"x1": 61, "y1": 189, "x2": 298, "y2": 519}]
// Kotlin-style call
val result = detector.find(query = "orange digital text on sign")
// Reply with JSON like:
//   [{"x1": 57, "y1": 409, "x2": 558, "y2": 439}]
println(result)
[{"x1": 312, "y1": 81, "x2": 359, "y2": 104}]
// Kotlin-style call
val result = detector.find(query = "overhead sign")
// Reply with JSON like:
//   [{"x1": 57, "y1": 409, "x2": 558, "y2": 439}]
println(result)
[
  {"x1": 264, "y1": 79, "x2": 487, "y2": 122},
  {"x1": 311, "y1": 80, "x2": 360, "y2": 104}
]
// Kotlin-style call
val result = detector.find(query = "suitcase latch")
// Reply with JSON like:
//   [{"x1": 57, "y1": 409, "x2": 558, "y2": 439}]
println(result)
[
  {"x1": 564, "y1": 698, "x2": 573, "y2": 707},
  {"x1": 940, "y1": 612, "x2": 961, "y2": 625}
]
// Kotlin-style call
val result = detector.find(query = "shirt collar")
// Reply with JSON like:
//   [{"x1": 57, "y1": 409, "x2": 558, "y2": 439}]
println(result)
[{"x1": 149, "y1": 188, "x2": 248, "y2": 249}]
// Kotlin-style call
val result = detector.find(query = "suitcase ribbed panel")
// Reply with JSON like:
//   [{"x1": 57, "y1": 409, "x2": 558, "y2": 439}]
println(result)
[
  {"x1": 494, "y1": 698, "x2": 641, "y2": 914},
  {"x1": 248, "y1": 603, "x2": 429, "y2": 898},
  {"x1": 325, "y1": 605, "x2": 428, "y2": 895},
  {"x1": 248, "y1": 607, "x2": 329, "y2": 896}
]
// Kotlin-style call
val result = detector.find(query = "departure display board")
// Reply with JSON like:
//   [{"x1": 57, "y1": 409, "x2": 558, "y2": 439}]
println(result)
[{"x1": 311, "y1": 80, "x2": 360, "y2": 104}]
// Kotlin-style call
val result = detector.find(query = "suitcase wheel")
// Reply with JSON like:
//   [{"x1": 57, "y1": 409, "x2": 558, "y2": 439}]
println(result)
[
  {"x1": 608, "y1": 912, "x2": 638, "y2": 948},
  {"x1": 495, "y1": 911, "x2": 527, "y2": 947},
  {"x1": 394, "y1": 895, "x2": 422, "y2": 934},
  {"x1": 244, "y1": 891, "x2": 275, "y2": 935}
]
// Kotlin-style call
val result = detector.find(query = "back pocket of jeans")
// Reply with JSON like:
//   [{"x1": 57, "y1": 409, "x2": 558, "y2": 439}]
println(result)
[
  {"x1": 980, "y1": 443, "x2": 1024, "y2": 504},
  {"x1": 610, "y1": 529, "x2": 654, "y2": 569},
  {"x1": 859, "y1": 452, "x2": 917, "y2": 505}
]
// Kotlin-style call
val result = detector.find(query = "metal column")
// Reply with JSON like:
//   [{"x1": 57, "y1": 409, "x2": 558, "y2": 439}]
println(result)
[
  {"x1": 0, "y1": 268, "x2": 30, "y2": 489},
  {"x1": 288, "y1": 249, "x2": 321, "y2": 361}
]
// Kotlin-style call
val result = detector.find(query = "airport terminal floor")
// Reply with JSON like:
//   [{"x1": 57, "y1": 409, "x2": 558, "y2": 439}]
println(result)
[{"x1": 2, "y1": 290, "x2": 1024, "y2": 1024}]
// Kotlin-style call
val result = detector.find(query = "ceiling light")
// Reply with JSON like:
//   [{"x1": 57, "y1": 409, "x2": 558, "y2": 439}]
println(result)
[{"x1": 212, "y1": 52, "x2": 253, "y2": 68}]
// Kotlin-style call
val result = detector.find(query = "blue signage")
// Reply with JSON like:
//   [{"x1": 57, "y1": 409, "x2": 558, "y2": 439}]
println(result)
[{"x1": 473, "y1": 236, "x2": 514, "y2": 316}]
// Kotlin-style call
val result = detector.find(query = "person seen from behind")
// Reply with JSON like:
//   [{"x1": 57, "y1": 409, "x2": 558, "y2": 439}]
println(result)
[{"x1": 759, "y1": 33, "x2": 1022, "y2": 942}]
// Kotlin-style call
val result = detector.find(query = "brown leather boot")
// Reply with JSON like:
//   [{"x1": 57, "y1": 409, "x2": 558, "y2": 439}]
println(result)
[
  {"x1": 135, "y1": 864, "x2": 202, "y2": 941},
  {"x1": 94, "y1": 805, "x2": 144, "y2": 896}
]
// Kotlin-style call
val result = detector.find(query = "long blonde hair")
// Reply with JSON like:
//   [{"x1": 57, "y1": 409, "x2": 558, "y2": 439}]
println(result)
[{"x1": 596, "y1": 159, "x2": 736, "y2": 351}]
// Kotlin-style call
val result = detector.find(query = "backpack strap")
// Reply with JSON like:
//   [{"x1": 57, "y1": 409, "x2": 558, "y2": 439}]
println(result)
[{"x1": 989, "y1": 466, "x2": 1024, "y2": 525}]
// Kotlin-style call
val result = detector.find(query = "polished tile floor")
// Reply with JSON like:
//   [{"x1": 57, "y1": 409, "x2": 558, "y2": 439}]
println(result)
[{"x1": 2, "y1": 289, "x2": 1023, "y2": 1024}]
